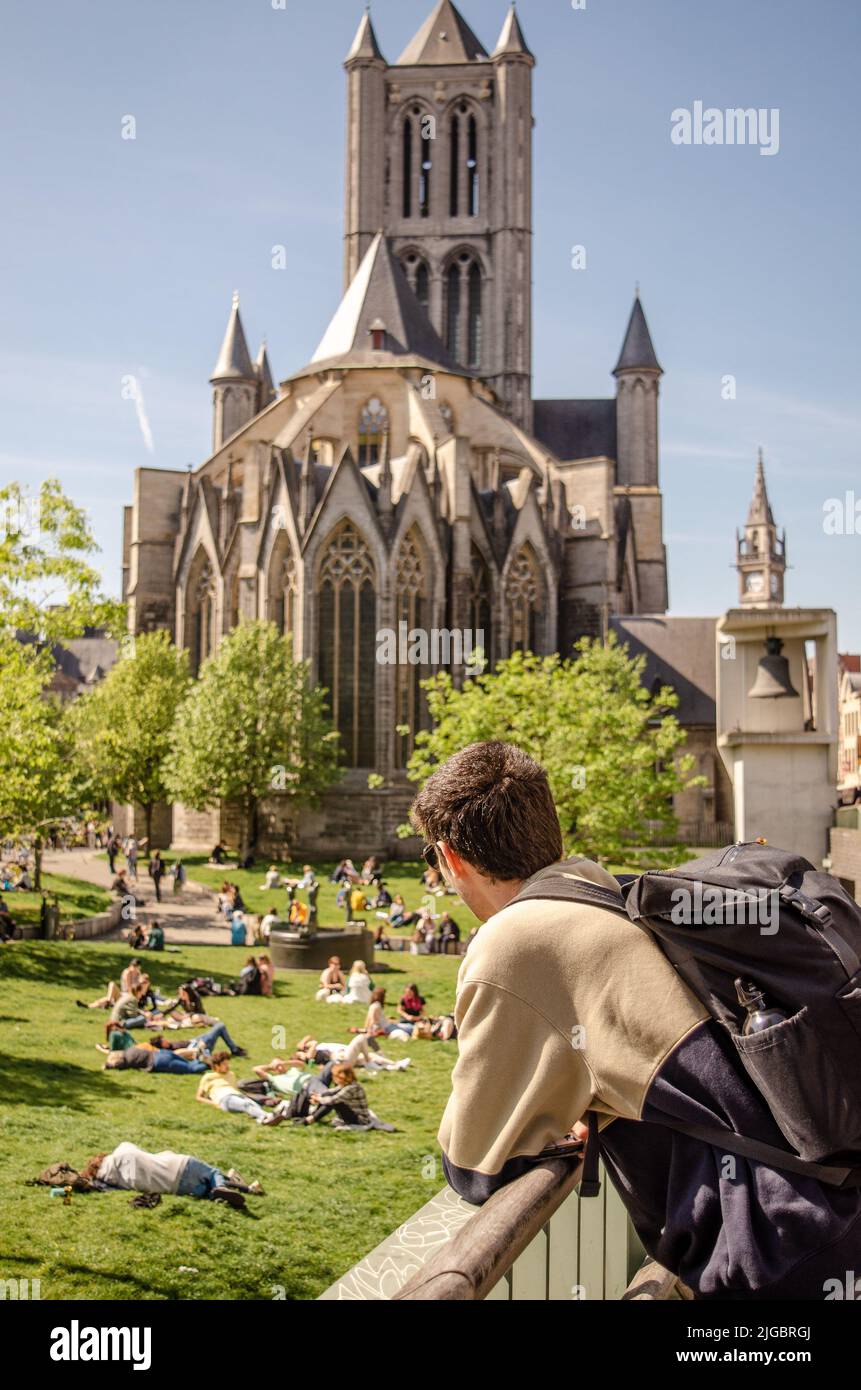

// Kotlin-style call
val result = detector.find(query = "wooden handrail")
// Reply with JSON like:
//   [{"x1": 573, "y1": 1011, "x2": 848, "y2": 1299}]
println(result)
[{"x1": 393, "y1": 1156, "x2": 584, "y2": 1301}]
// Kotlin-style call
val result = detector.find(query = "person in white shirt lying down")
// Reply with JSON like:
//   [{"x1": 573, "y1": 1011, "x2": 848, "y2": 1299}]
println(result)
[{"x1": 79, "y1": 1141, "x2": 264, "y2": 1207}]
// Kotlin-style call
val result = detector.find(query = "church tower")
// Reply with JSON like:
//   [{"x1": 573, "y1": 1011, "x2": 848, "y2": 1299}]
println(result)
[
  {"x1": 210, "y1": 293, "x2": 259, "y2": 452},
  {"x1": 736, "y1": 450, "x2": 787, "y2": 606},
  {"x1": 343, "y1": 2, "x2": 535, "y2": 429},
  {"x1": 613, "y1": 293, "x2": 668, "y2": 612}
]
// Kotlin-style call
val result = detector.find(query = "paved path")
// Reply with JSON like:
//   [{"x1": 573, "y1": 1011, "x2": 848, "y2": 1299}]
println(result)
[{"x1": 43, "y1": 848, "x2": 237, "y2": 947}]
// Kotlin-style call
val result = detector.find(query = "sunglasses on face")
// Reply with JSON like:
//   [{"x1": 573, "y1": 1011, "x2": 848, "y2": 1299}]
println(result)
[{"x1": 422, "y1": 844, "x2": 439, "y2": 871}]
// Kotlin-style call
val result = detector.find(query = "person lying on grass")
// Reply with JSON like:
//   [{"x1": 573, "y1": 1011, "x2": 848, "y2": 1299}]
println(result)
[
  {"x1": 299, "y1": 1064, "x2": 395, "y2": 1131},
  {"x1": 196, "y1": 1051, "x2": 282, "y2": 1125},
  {"x1": 99, "y1": 1019, "x2": 247, "y2": 1060},
  {"x1": 79, "y1": 1141, "x2": 264, "y2": 1207},
  {"x1": 287, "y1": 1034, "x2": 409, "y2": 1076}
]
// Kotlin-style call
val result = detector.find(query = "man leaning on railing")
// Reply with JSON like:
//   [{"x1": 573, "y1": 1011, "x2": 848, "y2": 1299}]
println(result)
[{"x1": 410, "y1": 741, "x2": 861, "y2": 1302}]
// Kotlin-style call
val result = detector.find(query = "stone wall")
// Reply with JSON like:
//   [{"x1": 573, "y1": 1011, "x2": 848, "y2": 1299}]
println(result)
[{"x1": 828, "y1": 825, "x2": 861, "y2": 904}]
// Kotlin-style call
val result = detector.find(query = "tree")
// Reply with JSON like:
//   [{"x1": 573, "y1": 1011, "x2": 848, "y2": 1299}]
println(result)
[
  {"x1": 0, "y1": 478, "x2": 124, "y2": 642},
  {"x1": 404, "y1": 636, "x2": 701, "y2": 865},
  {"x1": 69, "y1": 631, "x2": 192, "y2": 852},
  {"x1": 0, "y1": 639, "x2": 84, "y2": 888},
  {"x1": 167, "y1": 621, "x2": 341, "y2": 857}
]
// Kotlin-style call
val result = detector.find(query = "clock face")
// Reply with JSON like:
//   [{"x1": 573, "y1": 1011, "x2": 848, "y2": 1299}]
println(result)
[
  {"x1": 746, "y1": 572, "x2": 765, "y2": 594},
  {"x1": 770, "y1": 572, "x2": 780, "y2": 596}
]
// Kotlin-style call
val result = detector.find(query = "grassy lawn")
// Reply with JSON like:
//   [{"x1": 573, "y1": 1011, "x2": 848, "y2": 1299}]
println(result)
[
  {"x1": 0, "y1": 937, "x2": 461, "y2": 1300},
  {"x1": 5, "y1": 873, "x2": 112, "y2": 929},
  {"x1": 182, "y1": 855, "x2": 481, "y2": 941}
]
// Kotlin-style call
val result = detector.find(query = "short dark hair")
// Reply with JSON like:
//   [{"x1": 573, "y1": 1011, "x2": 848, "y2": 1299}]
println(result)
[
  {"x1": 211, "y1": 1050, "x2": 232, "y2": 1067},
  {"x1": 410, "y1": 741, "x2": 563, "y2": 881}
]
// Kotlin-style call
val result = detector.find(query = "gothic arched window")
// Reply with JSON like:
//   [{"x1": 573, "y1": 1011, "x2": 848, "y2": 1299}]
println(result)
[
  {"x1": 187, "y1": 552, "x2": 216, "y2": 676},
  {"x1": 268, "y1": 535, "x2": 298, "y2": 640},
  {"x1": 469, "y1": 546, "x2": 492, "y2": 668},
  {"x1": 449, "y1": 105, "x2": 480, "y2": 217},
  {"x1": 317, "y1": 521, "x2": 377, "y2": 768},
  {"x1": 419, "y1": 117, "x2": 433, "y2": 219},
  {"x1": 445, "y1": 253, "x2": 483, "y2": 369},
  {"x1": 506, "y1": 546, "x2": 542, "y2": 655},
  {"x1": 395, "y1": 528, "x2": 431, "y2": 768},
  {"x1": 402, "y1": 116, "x2": 413, "y2": 218},
  {"x1": 402, "y1": 253, "x2": 430, "y2": 311},
  {"x1": 358, "y1": 398, "x2": 389, "y2": 468},
  {"x1": 467, "y1": 114, "x2": 479, "y2": 216}
]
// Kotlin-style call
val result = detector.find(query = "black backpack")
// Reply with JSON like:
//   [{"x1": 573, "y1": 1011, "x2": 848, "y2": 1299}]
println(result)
[{"x1": 515, "y1": 841, "x2": 861, "y2": 1195}]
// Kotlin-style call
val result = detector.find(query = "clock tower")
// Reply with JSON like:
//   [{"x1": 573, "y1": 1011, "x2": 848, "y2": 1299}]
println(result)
[{"x1": 736, "y1": 449, "x2": 787, "y2": 606}]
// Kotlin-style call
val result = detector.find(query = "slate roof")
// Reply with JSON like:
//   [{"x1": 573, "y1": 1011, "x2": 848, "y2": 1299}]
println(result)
[
  {"x1": 493, "y1": 4, "x2": 534, "y2": 59},
  {"x1": 211, "y1": 294, "x2": 256, "y2": 382},
  {"x1": 345, "y1": 11, "x2": 385, "y2": 63},
  {"x1": 532, "y1": 398, "x2": 617, "y2": 462},
  {"x1": 311, "y1": 232, "x2": 458, "y2": 370},
  {"x1": 396, "y1": 0, "x2": 488, "y2": 65},
  {"x1": 613, "y1": 295, "x2": 662, "y2": 374},
  {"x1": 609, "y1": 616, "x2": 718, "y2": 726}
]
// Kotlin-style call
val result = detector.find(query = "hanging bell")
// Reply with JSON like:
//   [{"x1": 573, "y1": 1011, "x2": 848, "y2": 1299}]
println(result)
[{"x1": 747, "y1": 636, "x2": 799, "y2": 700}]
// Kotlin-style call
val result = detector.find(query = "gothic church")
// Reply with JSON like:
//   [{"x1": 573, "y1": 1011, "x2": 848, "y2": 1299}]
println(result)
[{"x1": 122, "y1": 1, "x2": 670, "y2": 855}]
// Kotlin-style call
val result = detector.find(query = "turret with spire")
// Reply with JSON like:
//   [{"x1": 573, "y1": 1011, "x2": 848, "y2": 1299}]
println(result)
[
  {"x1": 613, "y1": 290, "x2": 662, "y2": 489},
  {"x1": 255, "y1": 340, "x2": 276, "y2": 412},
  {"x1": 343, "y1": 7, "x2": 387, "y2": 286},
  {"x1": 210, "y1": 292, "x2": 259, "y2": 452},
  {"x1": 736, "y1": 450, "x2": 787, "y2": 606}
]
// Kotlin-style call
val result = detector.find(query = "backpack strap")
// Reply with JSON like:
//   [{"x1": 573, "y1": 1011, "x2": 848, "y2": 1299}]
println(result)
[
  {"x1": 652, "y1": 1116, "x2": 861, "y2": 1189},
  {"x1": 580, "y1": 1110, "x2": 602, "y2": 1198},
  {"x1": 511, "y1": 874, "x2": 628, "y2": 918}
]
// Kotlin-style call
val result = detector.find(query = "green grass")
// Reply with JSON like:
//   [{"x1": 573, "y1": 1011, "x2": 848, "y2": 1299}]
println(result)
[
  {"x1": 0, "y1": 938, "x2": 460, "y2": 1300},
  {"x1": 5, "y1": 873, "x2": 112, "y2": 929},
  {"x1": 182, "y1": 855, "x2": 481, "y2": 941}
]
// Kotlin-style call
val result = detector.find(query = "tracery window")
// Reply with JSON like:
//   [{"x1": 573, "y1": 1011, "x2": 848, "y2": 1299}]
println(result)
[
  {"x1": 358, "y1": 398, "x2": 389, "y2": 468},
  {"x1": 317, "y1": 522, "x2": 377, "y2": 768},
  {"x1": 506, "y1": 546, "x2": 542, "y2": 654},
  {"x1": 394, "y1": 528, "x2": 430, "y2": 768}
]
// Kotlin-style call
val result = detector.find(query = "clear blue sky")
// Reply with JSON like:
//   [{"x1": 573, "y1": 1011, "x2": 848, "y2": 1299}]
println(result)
[{"x1": 1, "y1": 0, "x2": 859, "y2": 647}]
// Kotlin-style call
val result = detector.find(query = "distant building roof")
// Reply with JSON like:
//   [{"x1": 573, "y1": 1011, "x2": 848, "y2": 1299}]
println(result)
[
  {"x1": 50, "y1": 635, "x2": 120, "y2": 696},
  {"x1": 532, "y1": 398, "x2": 617, "y2": 462},
  {"x1": 610, "y1": 615, "x2": 718, "y2": 726}
]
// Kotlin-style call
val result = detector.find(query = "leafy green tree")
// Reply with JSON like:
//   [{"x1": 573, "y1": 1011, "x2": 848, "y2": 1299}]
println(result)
[
  {"x1": 0, "y1": 479, "x2": 124, "y2": 642},
  {"x1": 70, "y1": 631, "x2": 192, "y2": 852},
  {"x1": 405, "y1": 636, "x2": 700, "y2": 865},
  {"x1": 0, "y1": 639, "x2": 85, "y2": 888},
  {"x1": 168, "y1": 621, "x2": 341, "y2": 858}
]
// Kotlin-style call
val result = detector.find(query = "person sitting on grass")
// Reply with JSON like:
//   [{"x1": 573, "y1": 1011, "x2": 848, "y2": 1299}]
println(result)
[
  {"x1": 145, "y1": 921, "x2": 165, "y2": 951},
  {"x1": 196, "y1": 1051, "x2": 281, "y2": 1125},
  {"x1": 105, "y1": 1043, "x2": 209, "y2": 1074},
  {"x1": 373, "y1": 922, "x2": 391, "y2": 951},
  {"x1": 315, "y1": 956, "x2": 346, "y2": 1001},
  {"x1": 363, "y1": 988, "x2": 413, "y2": 1039},
  {"x1": 81, "y1": 1141, "x2": 263, "y2": 1207},
  {"x1": 300, "y1": 1064, "x2": 395, "y2": 1131},
  {"x1": 326, "y1": 959, "x2": 373, "y2": 1005},
  {"x1": 210, "y1": 841, "x2": 229, "y2": 865},
  {"x1": 230, "y1": 910, "x2": 248, "y2": 946},
  {"x1": 261, "y1": 864, "x2": 282, "y2": 891},
  {"x1": 14, "y1": 866, "x2": 33, "y2": 892},
  {"x1": 259, "y1": 905, "x2": 281, "y2": 943},
  {"x1": 398, "y1": 983, "x2": 426, "y2": 1024},
  {"x1": 257, "y1": 954, "x2": 274, "y2": 997}
]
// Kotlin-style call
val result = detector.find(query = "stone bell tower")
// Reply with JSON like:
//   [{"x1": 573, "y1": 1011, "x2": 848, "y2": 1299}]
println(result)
[
  {"x1": 736, "y1": 450, "x2": 787, "y2": 607},
  {"x1": 343, "y1": 1, "x2": 535, "y2": 429}
]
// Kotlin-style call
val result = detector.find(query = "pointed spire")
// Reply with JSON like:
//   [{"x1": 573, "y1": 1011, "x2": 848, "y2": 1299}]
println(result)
[
  {"x1": 747, "y1": 449, "x2": 775, "y2": 527},
  {"x1": 311, "y1": 232, "x2": 457, "y2": 369},
  {"x1": 492, "y1": 3, "x2": 534, "y2": 60},
  {"x1": 396, "y1": 0, "x2": 488, "y2": 66},
  {"x1": 613, "y1": 294, "x2": 662, "y2": 375},
  {"x1": 211, "y1": 292, "x2": 256, "y2": 382},
  {"x1": 255, "y1": 340, "x2": 276, "y2": 409},
  {"x1": 345, "y1": 7, "x2": 386, "y2": 65}
]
